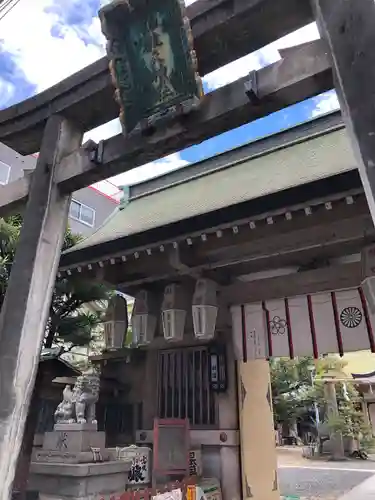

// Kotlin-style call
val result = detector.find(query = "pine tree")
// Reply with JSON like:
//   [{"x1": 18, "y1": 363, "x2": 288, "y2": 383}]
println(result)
[{"x1": 1, "y1": 215, "x2": 111, "y2": 350}]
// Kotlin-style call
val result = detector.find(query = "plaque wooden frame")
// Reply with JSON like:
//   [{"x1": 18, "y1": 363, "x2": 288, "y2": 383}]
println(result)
[
  {"x1": 153, "y1": 418, "x2": 190, "y2": 478},
  {"x1": 99, "y1": 0, "x2": 203, "y2": 137}
]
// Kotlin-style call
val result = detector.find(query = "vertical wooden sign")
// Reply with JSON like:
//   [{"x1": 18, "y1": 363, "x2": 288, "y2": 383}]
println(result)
[{"x1": 99, "y1": 0, "x2": 203, "y2": 137}]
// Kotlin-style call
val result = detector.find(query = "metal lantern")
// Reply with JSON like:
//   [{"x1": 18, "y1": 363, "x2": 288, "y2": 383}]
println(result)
[
  {"x1": 103, "y1": 293, "x2": 129, "y2": 350},
  {"x1": 161, "y1": 284, "x2": 187, "y2": 341},
  {"x1": 192, "y1": 279, "x2": 218, "y2": 340},
  {"x1": 131, "y1": 290, "x2": 158, "y2": 345}
]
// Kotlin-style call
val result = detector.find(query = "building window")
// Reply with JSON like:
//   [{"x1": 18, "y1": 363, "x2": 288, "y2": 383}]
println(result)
[
  {"x1": 69, "y1": 199, "x2": 95, "y2": 227},
  {"x1": 0, "y1": 160, "x2": 10, "y2": 185},
  {"x1": 157, "y1": 346, "x2": 217, "y2": 427}
]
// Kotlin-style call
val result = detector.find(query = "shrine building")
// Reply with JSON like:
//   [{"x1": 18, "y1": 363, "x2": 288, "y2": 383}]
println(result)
[{"x1": 58, "y1": 109, "x2": 375, "y2": 500}]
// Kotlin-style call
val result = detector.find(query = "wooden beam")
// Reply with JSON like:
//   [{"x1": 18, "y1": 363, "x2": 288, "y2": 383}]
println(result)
[
  {"x1": 0, "y1": 0, "x2": 313, "y2": 155},
  {"x1": 167, "y1": 247, "x2": 200, "y2": 277},
  {"x1": 187, "y1": 0, "x2": 313, "y2": 75},
  {"x1": 57, "y1": 40, "x2": 332, "y2": 193},
  {"x1": 0, "y1": 116, "x2": 82, "y2": 496},
  {"x1": 105, "y1": 214, "x2": 371, "y2": 289},
  {"x1": 96, "y1": 196, "x2": 367, "y2": 282},
  {"x1": 222, "y1": 261, "x2": 362, "y2": 304},
  {"x1": 0, "y1": 40, "x2": 331, "y2": 216},
  {"x1": 312, "y1": 0, "x2": 375, "y2": 225},
  {"x1": 215, "y1": 243, "x2": 357, "y2": 279},
  {"x1": 196, "y1": 194, "x2": 369, "y2": 258},
  {"x1": 203, "y1": 214, "x2": 373, "y2": 264},
  {"x1": 56, "y1": 194, "x2": 368, "y2": 277}
]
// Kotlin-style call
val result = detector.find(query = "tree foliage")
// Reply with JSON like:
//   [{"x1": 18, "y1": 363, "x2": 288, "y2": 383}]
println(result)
[
  {"x1": 0, "y1": 215, "x2": 112, "y2": 351},
  {"x1": 324, "y1": 381, "x2": 373, "y2": 447},
  {"x1": 270, "y1": 356, "x2": 373, "y2": 448},
  {"x1": 270, "y1": 357, "x2": 315, "y2": 425}
]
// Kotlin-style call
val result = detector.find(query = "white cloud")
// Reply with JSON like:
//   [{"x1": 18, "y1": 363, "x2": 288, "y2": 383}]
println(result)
[
  {"x1": 311, "y1": 90, "x2": 340, "y2": 118},
  {"x1": 109, "y1": 152, "x2": 189, "y2": 187},
  {"x1": 84, "y1": 121, "x2": 190, "y2": 191},
  {"x1": 84, "y1": 118, "x2": 122, "y2": 143},
  {"x1": 93, "y1": 151, "x2": 189, "y2": 203},
  {"x1": 0, "y1": 0, "x2": 324, "y2": 193},
  {"x1": 0, "y1": 79, "x2": 15, "y2": 107},
  {"x1": 1, "y1": 0, "x2": 190, "y2": 191},
  {"x1": 204, "y1": 23, "x2": 320, "y2": 90},
  {"x1": 1, "y1": 0, "x2": 106, "y2": 93}
]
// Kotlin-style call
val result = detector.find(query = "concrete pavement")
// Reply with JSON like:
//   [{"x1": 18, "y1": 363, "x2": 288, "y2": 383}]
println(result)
[
  {"x1": 277, "y1": 448, "x2": 375, "y2": 499},
  {"x1": 279, "y1": 464, "x2": 374, "y2": 499},
  {"x1": 337, "y1": 474, "x2": 375, "y2": 500}
]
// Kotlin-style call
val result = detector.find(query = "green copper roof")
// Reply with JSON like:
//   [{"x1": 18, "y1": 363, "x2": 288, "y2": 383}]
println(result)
[{"x1": 66, "y1": 125, "x2": 355, "y2": 255}]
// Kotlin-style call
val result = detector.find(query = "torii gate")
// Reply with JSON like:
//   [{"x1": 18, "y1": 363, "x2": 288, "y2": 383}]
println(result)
[{"x1": 0, "y1": 0, "x2": 375, "y2": 498}]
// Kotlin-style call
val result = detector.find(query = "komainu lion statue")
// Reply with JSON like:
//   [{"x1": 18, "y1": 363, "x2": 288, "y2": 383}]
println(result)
[{"x1": 54, "y1": 370, "x2": 100, "y2": 425}]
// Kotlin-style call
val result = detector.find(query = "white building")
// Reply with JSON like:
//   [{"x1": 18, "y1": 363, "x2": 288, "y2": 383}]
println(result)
[{"x1": 0, "y1": 141, "x2": 120, "y2": 236}]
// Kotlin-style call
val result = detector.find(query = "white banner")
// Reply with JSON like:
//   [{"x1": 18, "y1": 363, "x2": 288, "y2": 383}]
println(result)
[{"x1": 231, "y1": 286, "x2": 375, "y2": 360}]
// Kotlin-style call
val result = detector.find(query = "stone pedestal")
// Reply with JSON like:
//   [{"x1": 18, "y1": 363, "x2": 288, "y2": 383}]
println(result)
[
  {"x1": 30, "y1": 461, "x2": 130, "y2": 500},
  {"x1": 34, "y1": 423, "x2": 107, "y2": 464},
  {"x1": 30, "y1": 423, "x2": 131, "y2": 499}
]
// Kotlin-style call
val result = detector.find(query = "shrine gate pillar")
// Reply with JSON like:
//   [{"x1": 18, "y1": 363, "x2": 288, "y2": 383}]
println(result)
[{"x1": 237, "y1": 359, "x2": 279, "y2": 500}]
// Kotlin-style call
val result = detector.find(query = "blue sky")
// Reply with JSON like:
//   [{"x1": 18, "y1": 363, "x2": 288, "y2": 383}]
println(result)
[{"x1": 0, "y1": 0, "x2": 340, "y2": 192}]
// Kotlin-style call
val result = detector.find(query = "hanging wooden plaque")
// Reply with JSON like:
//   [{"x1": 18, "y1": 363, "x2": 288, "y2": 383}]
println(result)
[{"x1": 99, "y1": 0, "x2": 203, "y2": 137}]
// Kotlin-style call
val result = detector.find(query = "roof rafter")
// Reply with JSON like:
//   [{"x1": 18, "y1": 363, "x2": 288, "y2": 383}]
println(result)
[{"x1": 58, "y1": 192, "x2": 370, "y2": 290}]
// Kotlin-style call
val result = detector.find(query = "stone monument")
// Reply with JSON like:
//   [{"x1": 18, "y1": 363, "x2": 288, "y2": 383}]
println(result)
[{"x1": 29, "y1": 370, "x2": 131, "y2": 499}]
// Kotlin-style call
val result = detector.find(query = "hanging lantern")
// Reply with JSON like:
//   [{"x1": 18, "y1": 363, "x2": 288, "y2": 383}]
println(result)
[
  {"x1": 161, "y1": 284, "x2": 187, "y2": 341},
  {"x1": 103, "y1": 293, "x2": 128, "y2": 350},
  {"x1": 131, "y1": 290, "x2": 158, "y2": 345},
  {"x1": 192, "y1": 279, "x2": 218, "y2": 340}
]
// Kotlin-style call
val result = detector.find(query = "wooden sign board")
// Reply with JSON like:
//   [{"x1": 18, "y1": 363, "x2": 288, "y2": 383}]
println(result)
[
  {"x1": 153, "y1": 418, "x2": 190, "y2": 477},
  {"x1": 231, "y1": 287, "x2": 375, "y2": 360},
  {"x1": 99, "y1": 0, "x2": 203, "y2": 137}
]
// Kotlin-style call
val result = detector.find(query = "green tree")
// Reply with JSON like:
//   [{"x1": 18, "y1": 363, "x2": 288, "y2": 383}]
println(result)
[
  {"x1": 270, "y1": 357, "x2": 314, "y2": 426},
  {"x1": 323, "y1": 381, "x2": 373, "y2": 451},
  {"x1": 1, "y1": 215, "x2": 111, "y2": 350},
  {"x1": 270, "y1": 356, "x2": 351, "y2": 427},
  {"x1": 271, "y1": 356, "x2": 373, "y2": 453}
]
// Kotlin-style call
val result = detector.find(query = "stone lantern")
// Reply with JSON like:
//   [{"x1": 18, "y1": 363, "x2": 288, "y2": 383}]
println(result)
[
  {"x1": 131, "y1": 290, "x2": 158, "y2": 345},
  {"x1": 161, "y1": 284, "x2": 187, "y2": 341},
  {"x1": 103, "y1": 293, "x2": 128, "y2": 350},
  {"x1": 192, "y1": 279, "x2": 218, "y2": 340}
]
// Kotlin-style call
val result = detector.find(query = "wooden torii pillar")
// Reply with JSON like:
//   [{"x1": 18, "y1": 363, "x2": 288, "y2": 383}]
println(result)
[
  {"x1": 312, "y1": 0, "x2": 375, "y2": 220},
  {"x1": 0, "y1": 116, "x2": 82, "y2": 498}
]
